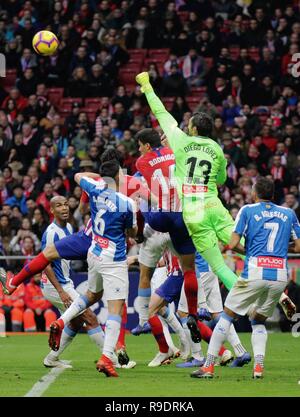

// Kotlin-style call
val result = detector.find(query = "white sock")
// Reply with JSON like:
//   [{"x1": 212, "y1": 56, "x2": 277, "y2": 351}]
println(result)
[
  {"x1": 180, "y1": 317, "x2": 203, "y2": 360},
  {"x1": 60, "y1": 295, "x2": 90, "y2": 325},
  {"x1": 227, "y1": 324, "x2": 247, "y2": 357},
  {"x1": 205, "y1": 315, "x2": 232, "y2": 366},
  {"x1": 137, "y1": 288, "x2": 151, "y2": 326},
  {"x1": 251, "y1": 323, "x2": 268, "y2": 367},
  {"x1": 103, "y1": 315, "x2": 121, "y2": 360},
  {"x1": 160, "y1": 317, "x2": 176, "y2": 352},
  {"x1": 87, "y1": 325, "x2": 105, "y2": 351},
  {"x1": 0, "y1": 312, "x2": 6, "y2": 337},
  {"x1": 49, "y1": 325, "x2": 77, "y2": 359},
  {"x1": 160, "y1": 307, "x2": 187, "y2": 346}
]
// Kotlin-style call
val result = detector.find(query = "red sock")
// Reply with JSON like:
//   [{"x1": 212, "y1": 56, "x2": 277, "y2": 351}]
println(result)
[
  {"x1": 117, "y1": 303, "x2": 127, "y2": 349},
  {"x1": 148, "y1": 316, "x2": 169, "y2": 353},
  {"x1": 11, "y1": 253, "x2": 50, "y2": 287},
  {"x1": 218, "y1": 346, "x2": 226, "y2": 356},
  {"x1": 197, "y1": 320, "x2": 212, "y2": 343},
  {"x1": 197, "y1": 321, "x2": 226, "y2": 355},
  {"x1": 183, "y1": 270, "x2": 198, "y2": 315}
]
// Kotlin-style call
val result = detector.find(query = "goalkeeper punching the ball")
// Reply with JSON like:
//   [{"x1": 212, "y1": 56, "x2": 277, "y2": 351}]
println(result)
[
  {"x1": 135, "y1": 72, "x2": 243, "y2": 291},
  {"x1": 135, "y1": 72, "x2": 297, "y2": 321}
]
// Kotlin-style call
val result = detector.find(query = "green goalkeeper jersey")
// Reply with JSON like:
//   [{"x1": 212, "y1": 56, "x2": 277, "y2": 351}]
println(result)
[{"x1": 145, "y1": 91, "x2": 227, "y2": 200}]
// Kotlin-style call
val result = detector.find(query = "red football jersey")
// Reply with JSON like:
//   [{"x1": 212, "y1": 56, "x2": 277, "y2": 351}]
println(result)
[
  {"x1": 136, "y1": 147, "x2": 179, "y2": 211},
  {"x1": 163, "y1": 249, "x2": 181, "y2": 276}
]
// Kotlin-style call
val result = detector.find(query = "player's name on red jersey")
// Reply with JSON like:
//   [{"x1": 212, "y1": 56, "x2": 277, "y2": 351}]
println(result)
[{"x1": 148, "y1": 153, "x2": 175, "y2": 167}]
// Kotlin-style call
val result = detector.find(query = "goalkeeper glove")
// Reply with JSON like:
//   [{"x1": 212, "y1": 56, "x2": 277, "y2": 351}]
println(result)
[{"x1": 135, "y1": 72, "x2": 153, "y2": 93}]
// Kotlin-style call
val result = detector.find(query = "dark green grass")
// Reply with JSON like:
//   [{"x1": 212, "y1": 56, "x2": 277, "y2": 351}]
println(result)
[{"x1": 0, "y1": 333, "x2": 299, "y2": 397}]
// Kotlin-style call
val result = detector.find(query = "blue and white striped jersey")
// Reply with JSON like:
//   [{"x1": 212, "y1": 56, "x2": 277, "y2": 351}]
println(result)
[
  {"x1": 234, "y1": 202, "x2": 300, "y2": 282},
  {"x1": 79, "y1": 177, "x2": 137, "y2": 262},
  {"x1": 195, "y1": 252, "x2": 211, "y2": 275},
  {"x1": 41, "y1": 221, "x2": 73, "y2": 287}
]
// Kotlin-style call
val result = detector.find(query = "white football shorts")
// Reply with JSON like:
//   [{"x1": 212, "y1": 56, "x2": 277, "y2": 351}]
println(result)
[
  {"x1": 138, "y1": 230, "x2": 175, "y2": 268},
  {"x1": 41, "y1": 281, "x2": 79, "y2": 314},
  {"x1": 178, "y1": 271, "x2": 223, "y2": 314},
  {"x1": 225, "y1": 278, "x2": 286, "y2": 317},
  {"x1": 87, "y1": 251, "x2": 129, "y2": 300}
]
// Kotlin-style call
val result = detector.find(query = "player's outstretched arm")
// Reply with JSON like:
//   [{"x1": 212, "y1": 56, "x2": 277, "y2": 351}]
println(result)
[
  {"x1": 136, "y1": 72, "x2": 186, "y2": 150},
  {"x1": 74, "y1": 172, "x2": 99, "y2": 185}
]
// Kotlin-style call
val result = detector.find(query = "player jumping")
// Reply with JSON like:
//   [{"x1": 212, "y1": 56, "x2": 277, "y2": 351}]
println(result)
[
  {"x1": 48, "y1": 160, "x2": 138, "y2": 377},
  {"x1": 135, "y1": 72, "x2": 296, "y2": 321}
]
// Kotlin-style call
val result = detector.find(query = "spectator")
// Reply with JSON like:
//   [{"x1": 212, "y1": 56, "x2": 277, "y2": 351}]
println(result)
[
  {"x1": 182, "y1": 48, "x2": 206, "y2": 87},
  {"x1": 9, "y1": 217, "x2": 40, "y2": 254},
  {"x1": 161, "y1": 64, "x2": 187, "y2": 97},
  {"x1": 67, "y1": 67, "x2": 89, "y2": 98},
  {"x1": 111, "y1": 102, "x2": 132, "y2": 130},
  {"x1": 31, "y1": 207, "x2": 48, "y2": 241},
  {"x1": 72, "y1": 128, "x2": 90, "y2": 159},
  {"x1": 208, "y1": 77, "x2": 230, "y2": 106},
  {"x1": 171, "y1": 96, "x2": 190, "y2": 124},
  {"x1": 5, "y1": 185, "x2": 28, "y2": 215},
  {"x1": 282, "y1": 193, "x2": 300, "y2": 220},
  {"x1": 36, "y1": 183, "x2": 59, "y2": 220},
  {"x1": 87, "y1": 64, "x2": 113, "y2": 97},
  {"x1": 17, "y1": 68, "x2": 38, "y2": 98},
  {"x1": 222, "y1": 95, "x2": 241, "y2": 127}
]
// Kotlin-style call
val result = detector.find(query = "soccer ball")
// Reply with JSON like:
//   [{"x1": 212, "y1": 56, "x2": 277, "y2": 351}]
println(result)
[{"x1": 32, "y1": 31, "x2": 59, "y2": 56}]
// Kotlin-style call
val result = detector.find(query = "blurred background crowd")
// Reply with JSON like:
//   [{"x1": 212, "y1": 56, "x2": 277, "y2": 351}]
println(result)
[{"x1": 1, "y1": 0, "x2": 300, "y2": 330}]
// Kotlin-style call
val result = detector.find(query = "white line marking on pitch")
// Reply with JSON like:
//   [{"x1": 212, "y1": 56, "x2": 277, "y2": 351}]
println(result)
[{"x1": 24, "y1": 362, "x2": 71, "y2": 397}]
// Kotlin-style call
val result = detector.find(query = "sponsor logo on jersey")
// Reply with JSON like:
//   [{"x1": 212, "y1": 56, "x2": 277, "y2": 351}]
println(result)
[
  {"x1": 257, "y1": 256, "x2": 284, "y2": 269},
  {"x1": 182, "y1": 184, "x2": 208, "y2": 194},
  {"x1": 94, "y1": 235, "x2": 109, "y2": 248}
]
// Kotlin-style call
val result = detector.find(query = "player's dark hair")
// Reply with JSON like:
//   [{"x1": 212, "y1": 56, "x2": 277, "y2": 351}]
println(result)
[
  {"x1": 135, "y1": 128, "x2": 161, "y2": 148},
  {"x1": 99, "y1": 160, "x2": 120, "y2": 179},
  {"x1": 100, "y1": 149, "x2": 124, "y2": 167},
  {"x1": 254, "y1": 177, "x2": 274, "y2": 200},
  {"x1": 191, "y1": 112, "x2": 213, "y2": 137}
]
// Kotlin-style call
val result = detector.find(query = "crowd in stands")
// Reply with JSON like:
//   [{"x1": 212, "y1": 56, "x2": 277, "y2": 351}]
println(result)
[{"x1": 2, "y1": 0, "x2": 300, "y2": 329}]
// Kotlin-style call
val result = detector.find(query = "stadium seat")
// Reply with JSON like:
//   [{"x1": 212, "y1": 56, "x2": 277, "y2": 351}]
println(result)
[
  {"x1": 60, "y1": 98, "x2": 83, "y2": 108},
  {"x1": 47, "y1": 88, "x2": 64, "y2": 106},
  {"x1": 85, "y1": 98, "x2": 102, "y2": 109},
  {"x1": 59, "y1": 108, "x2": 71, "y2": 118},
  {"x1": 2, "y1": 69, "x2": 17, "y2": 87},
  {"x1": 144, "y1": 57, "x2": 166, "y2": 67},
  {"x1": 128, "y1": 49, "x2": 147, "y2": 60},
  {"x1": 121, "y1": 63, "x2": 143, "y2": 73},
  {"x1": 190, "y1": 87, "x2": 207, "y2": 97},
  {"x1": 118, "y1": 69, "x2": 136, "y2": 85},
  {"x1": 148, "y1": 49, "x2": 170, "y2": 60}
]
